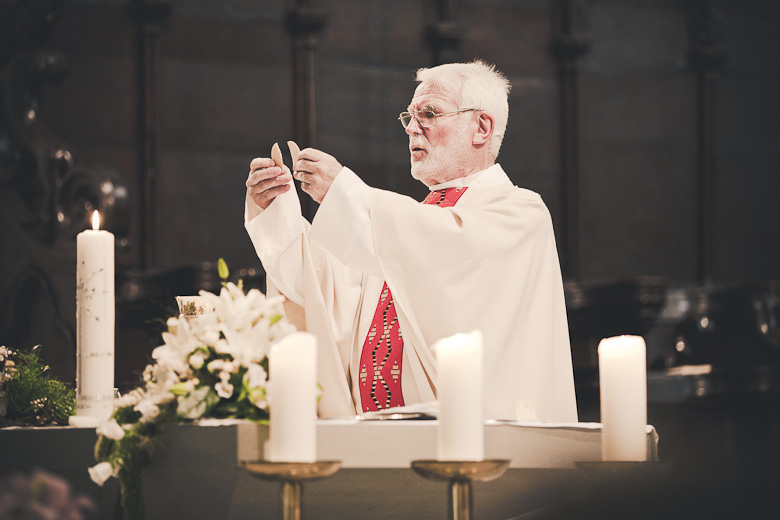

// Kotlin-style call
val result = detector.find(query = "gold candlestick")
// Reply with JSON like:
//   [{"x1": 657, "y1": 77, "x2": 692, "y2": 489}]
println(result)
[
  {"x1": 411, "y1": 460, "x2": 510, "y2": 520},
  {"x1": 242, "y1": 460, "x2": 341, "y2": 520}
]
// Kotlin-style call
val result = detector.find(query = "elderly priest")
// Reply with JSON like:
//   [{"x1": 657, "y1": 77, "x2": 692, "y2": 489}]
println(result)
[{"x1": 244, "y1": 60, "x2": 577, "y2": 423}]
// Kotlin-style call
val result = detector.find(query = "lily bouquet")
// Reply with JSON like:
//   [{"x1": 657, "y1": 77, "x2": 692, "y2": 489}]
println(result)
[{"x1": 90, "y1": 279, "x2": 296, "y2": 520}]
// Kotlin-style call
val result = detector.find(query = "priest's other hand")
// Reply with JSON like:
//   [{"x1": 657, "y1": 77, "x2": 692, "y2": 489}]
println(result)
[
  {"x1": 246, "y1": 158, "x2": 293, "y2": 210},
  {"x1": 292, "y1": 148, "x2": 342, "y2": 204}
]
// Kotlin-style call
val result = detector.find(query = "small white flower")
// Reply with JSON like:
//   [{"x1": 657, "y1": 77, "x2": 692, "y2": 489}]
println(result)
[
  {"x1": 115, "y1": 388, "x2": 145, "y2": 408},
  {"x1": 245, "y1": 363, "x2": 267, "y2": 389},
  {"x1": 166, "y1": 317, "x2": 178, "y2": 334},
  {"x1": 207, "y1": 359, "x2": 226, "y2": 373},
  {"x1": 201, "y1": 329, "x2": 220, "y2": 347},
  {"x1": 215, "y1": 382, "x2": 233, "y2": 398},
  {"x1": 96, "y1": 418, "x2": 125, "y2": 441},
  {"x1": 189, "y1": 352, "x2": 206, "y2": 370},
  {"x1": 134, "y1": 399, "x2": 161, "y2": 423},
  {"x1": 250, "y1": 395, "x2": 267, "y2": 409},
  {"x1": 88, "y1": 462, "x2": 115, "y2": 486},
  {"x1": 142, "y1": 364, "x2": 154, "y2": 382},
  {"x1": 152, "y1": 390, "x2": 176, "y2": 405},
  {"x1": 151, "y1": 344, "x2": 188, "y2": 374},
  {"x1": 215, "y1": 372, "x2": 234, "y2": 399}
]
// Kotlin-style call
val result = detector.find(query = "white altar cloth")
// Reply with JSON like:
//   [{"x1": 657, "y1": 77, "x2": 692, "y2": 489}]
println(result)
[
  {"x1": 235, "y1": 419, "x2": 659, "y2": 468},
  {"x1": 0, "y1": 420, "x2": 660, "y2": 519}
]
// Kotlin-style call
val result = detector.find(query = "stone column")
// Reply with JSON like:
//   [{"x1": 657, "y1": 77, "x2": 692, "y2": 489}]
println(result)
[
  {"x1": 551, "y1": 0, "x2": 590, "y2": 282},
  {"x1": 286, "y1": 0, "x2": 327, "y2": 221}
]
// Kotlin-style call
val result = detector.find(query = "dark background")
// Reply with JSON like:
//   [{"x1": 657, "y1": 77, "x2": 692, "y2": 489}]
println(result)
[{"x1": 1, "y1": 0, "x2": 779, "y2": 517}]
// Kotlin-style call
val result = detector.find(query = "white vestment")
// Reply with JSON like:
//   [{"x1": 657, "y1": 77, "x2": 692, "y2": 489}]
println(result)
[{"x1": 245, "y1": 163, "x2": 578, "y2": 422}]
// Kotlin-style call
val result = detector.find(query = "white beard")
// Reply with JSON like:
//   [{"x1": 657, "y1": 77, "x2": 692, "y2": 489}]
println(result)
[{"x1": 410, "y1": 121, "x2": 474, "y2": 186}]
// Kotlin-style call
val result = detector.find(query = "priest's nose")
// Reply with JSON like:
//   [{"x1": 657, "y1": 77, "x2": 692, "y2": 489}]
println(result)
[{"x1": 405, "y1": 115, "x2": 424, "y2": 136}]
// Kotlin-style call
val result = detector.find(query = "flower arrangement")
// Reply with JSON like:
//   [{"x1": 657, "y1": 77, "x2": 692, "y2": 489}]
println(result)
[
  {"x1": 0, "y1": 345, "x2": 76, "y2": 426},
  {"x1": 90, "y1": 261, "x2": 296, "y2": 520}
]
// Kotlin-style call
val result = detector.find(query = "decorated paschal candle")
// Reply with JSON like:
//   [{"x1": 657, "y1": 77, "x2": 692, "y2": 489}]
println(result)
[{"x1": 71, "y1": 210, "x2": 115, "y2": 426}]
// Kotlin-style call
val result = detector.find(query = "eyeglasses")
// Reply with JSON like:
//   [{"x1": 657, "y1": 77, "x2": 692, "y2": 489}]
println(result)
[{"x1": 398, "y1": 108, "x2": 478, "y2": 129}]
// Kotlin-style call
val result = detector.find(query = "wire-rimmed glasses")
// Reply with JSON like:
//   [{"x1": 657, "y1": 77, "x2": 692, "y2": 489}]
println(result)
[{"x1": 398, "y1": 108, "x2": 478, "y2": 129}]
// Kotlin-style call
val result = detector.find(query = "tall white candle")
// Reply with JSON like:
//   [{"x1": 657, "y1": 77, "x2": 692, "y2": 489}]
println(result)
[
  {"x1": 598, "y1": 335, "x2": 647, "y2": 461},
  {"x1": 71, "y1": 210, "x2": 115, "y2": 426},
  {"x1": 435, "y1": 330, "x2": 484, "y2": 461},
  {"x1": 266, "y1": 332, "x2": 318, "y2": 462}
]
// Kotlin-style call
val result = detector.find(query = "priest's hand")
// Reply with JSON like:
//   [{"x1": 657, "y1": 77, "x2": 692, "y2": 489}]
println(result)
[
  {"x1": 246, "y1": 157, "x2": 293, "y2": 210},
  {"x1": 292, "y1": 148, "x2": 342, "y2": 204}
]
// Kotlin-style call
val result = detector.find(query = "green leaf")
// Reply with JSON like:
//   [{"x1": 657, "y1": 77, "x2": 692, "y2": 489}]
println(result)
[
  {"x1": 169, "y1": 382, "x2": 190, "y2": 396},
  {"x1": 217, "y1": 258, "x2": 229, "y2": 281},
  {"x1": 176, "y1": 385, "x2": 219, "y2": 420}
]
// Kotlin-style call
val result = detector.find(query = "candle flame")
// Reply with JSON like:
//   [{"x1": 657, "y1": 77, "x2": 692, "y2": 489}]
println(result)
[{"x1": 91, "y1": 210, "x2": 101, "y2": 231}]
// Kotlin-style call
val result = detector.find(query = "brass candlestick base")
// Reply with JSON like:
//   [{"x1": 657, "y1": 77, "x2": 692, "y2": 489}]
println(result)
[
  {"x1": 411, "y1": 460, "x2": 510, "y2": 520},
  {"x1": 242, "y1": 460, "x2": 341, "y2": 520}
]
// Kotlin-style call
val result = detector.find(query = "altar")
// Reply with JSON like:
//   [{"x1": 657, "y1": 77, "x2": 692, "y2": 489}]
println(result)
[{"x1": 0, "y1": 419, "x2": 659, "y2": 520}]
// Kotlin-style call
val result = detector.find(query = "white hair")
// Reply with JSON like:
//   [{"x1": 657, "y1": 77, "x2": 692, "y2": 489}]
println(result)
[{"x1": 415, "y1": 59, "x2": 511, "y2": 159}]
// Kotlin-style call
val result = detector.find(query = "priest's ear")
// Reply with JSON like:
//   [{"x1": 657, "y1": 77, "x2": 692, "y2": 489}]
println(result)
[{"x1": 472, "y1": 111, "x2": 495, "y2": 147}]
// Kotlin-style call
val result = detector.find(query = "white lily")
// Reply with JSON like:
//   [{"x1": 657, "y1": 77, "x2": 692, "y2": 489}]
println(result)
[
  {"x1": 96, "y1": 418, "x2": 125, "y2": 440},
  {"x1": 245, "y1": 363, "x2": 267, "y2": 389},
  {"x1": 134, "y1": 399, "x2": 161, "y2": 423},
  {"x1": 215, "y1": 371, "x2": 234, "y2": 398},
  {"x1": 88, "y1": 462, "x2": 115, "y2": 486},
  {"x1": 188, "y1": 351, "x2": 206, "y2": 370}
]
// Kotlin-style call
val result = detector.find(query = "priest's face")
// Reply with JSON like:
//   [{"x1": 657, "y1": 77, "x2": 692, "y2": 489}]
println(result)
[{"x1": 405, "y1": 85, "x2": 477, "y2": 186}]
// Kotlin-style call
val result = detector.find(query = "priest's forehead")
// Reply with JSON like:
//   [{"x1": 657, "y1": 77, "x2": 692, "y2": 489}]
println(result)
[{"x1": 407, "y1": 85, "x2": 458, "y2": 111}]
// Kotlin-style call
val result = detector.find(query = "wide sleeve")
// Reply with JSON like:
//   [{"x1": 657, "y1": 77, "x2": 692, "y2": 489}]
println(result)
[
  {"x1": 311, "y1": 167, "x2": 527, "y2": 276},
  {"x1": 244, "y1": 183, "x2": 363, "y2": 418},
  {"x1": 244, "y1": 185, "x2": 308, "y2": 306}
]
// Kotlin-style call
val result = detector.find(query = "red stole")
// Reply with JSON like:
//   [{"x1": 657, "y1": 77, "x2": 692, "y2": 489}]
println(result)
[{"x1": 358, "y1": 186, "x2": 468, "y2": 411}]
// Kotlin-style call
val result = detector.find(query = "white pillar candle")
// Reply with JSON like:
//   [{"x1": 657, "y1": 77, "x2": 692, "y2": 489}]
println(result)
[
  {"x1": 598, "y1": 335, "x2": 647, "y2": 461},
  {"x1": 435, "y1": 330, "x2": 484, "y2": 461},
  {"x1": 266, "y1": 332, "x2": 318, "y2": 462},
  {"x1": 71, "y1": 210, "x2": 115, "y2": 426}
]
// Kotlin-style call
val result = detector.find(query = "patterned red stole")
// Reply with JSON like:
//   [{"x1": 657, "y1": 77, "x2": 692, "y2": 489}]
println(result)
[{"x1": 358, "y1": 186, "x2": 468, "y2": 412}]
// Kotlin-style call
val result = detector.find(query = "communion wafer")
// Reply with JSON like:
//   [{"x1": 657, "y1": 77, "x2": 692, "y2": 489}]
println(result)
[
  {"x1": 287, "y1": 140, "x2": 301, "y2": 164},
  {"x1": 271, "y1": 142, "x2": 283, "y2": 168}
]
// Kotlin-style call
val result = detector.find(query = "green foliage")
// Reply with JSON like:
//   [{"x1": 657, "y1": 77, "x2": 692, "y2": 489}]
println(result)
[
  {"x1": 177, "y1": 385, "x2": 219, "y2": 419},
  {"x1": 1, "y1": 346, "x2": 75, "y2": 426}
]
